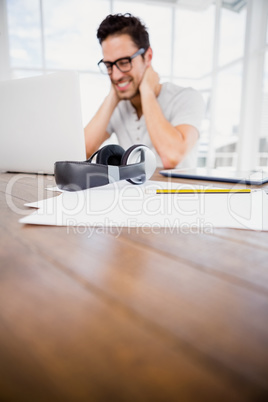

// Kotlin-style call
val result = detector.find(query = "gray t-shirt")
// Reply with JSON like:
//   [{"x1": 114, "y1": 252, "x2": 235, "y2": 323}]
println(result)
[{"x1": 107, "y1": 82, "x2": 205, "y2": 167}]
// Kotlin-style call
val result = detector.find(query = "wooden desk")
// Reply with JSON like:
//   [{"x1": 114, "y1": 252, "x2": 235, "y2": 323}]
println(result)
[{"x1": 1, "y1": 171, "x2": 268, "y2": 401}]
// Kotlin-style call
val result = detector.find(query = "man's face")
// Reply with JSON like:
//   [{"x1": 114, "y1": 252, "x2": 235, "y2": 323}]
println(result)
[{"x1": 101, "y1": 34, "x2": 148, "y2": 100}]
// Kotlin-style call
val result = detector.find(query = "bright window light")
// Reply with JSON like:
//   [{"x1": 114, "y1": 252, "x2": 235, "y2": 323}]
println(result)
[
  {"x1": 219, "y1": 6, "x2": 247, "y2": 66},
  {"x1": 43, "y1": 0, "x2": 110, "y2": 71},
  {"x1": 174, "y1": 5, "x2": 215, "y2": 78},
  {"x1": 7, "y1": 0, "x2": 42, "y2": 68},
  {"x1": 215, "y1": 63, "x2": 243, "y2": 140}
]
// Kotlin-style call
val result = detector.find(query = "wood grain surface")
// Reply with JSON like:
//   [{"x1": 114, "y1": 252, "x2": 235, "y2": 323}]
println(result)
[{"x1": 1, "y1": 171, "x2": 268, "y2": 402}]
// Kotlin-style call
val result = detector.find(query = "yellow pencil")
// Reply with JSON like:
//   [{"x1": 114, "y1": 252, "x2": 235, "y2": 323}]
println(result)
[{"x1": 155, "y1": 189, "x2": 251, "y2": 194}]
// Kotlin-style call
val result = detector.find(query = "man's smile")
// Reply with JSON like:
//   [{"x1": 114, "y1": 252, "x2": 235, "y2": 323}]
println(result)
[{"x1": 114, "y1": 79, "x2": 132, "y2": 91}]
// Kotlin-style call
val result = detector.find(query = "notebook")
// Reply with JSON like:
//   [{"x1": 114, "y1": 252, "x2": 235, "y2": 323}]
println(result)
[
  {"x1": 160, "y1": 168, "x2": 268, "y2": 186},
  {"x1": 0, "y1": 72, "x2": 86, "y2": 174}
]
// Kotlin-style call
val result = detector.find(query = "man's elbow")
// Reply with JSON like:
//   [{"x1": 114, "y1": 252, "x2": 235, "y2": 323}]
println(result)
[
  {"x1": 161, "y1": 137, "x2": 197, "y2": 169},
  {"x1": 161, "y1": 150, "x2": 184, "y2": 169}
]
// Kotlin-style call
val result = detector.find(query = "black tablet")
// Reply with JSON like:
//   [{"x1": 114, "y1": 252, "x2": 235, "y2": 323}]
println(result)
[{"x1": 160, "y1": 168, "x2": 268, "y2": 186}]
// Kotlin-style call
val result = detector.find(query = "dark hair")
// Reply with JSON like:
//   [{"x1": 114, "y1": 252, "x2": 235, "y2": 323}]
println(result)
[{"x1": 97, "y1": 13, "x2": 150, "y2": 51}]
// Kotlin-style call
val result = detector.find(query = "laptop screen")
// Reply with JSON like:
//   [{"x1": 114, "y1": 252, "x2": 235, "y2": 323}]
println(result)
[{"x1": 0, "y1": 72, "x2": 86, "y2": 174}]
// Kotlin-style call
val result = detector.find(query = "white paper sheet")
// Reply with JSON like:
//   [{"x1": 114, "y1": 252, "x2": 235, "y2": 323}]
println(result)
[{"x1": 20, "y1": 180, "x2": 268, "y2": 231}]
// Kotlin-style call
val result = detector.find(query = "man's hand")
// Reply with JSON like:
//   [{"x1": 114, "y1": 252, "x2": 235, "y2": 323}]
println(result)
[
  {"x1": 139, "y1": 66, "x2": 161, "y2": 98},
  {"x1": 84, "y1": 82, "x2": 120, "y2": 158},
  {"x1": 139, "y1": 66, "x2": 199, "y2": 169},
  {"x1": 108, "y1": 82, "x2": 121, "y2": 107}
]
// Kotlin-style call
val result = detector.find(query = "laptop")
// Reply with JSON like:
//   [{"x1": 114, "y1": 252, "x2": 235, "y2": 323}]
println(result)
[
  {"x1": 0, "y1": 72, "x2": 86, "y2": 174},
  {"x1": 160, "y1": 168, "x2": 268, "y2": 186}
]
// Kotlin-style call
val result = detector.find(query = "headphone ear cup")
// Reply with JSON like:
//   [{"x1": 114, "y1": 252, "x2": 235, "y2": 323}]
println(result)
[
  {"x1": 96, "y1": 144, "x2": 125, "y2": 166},
  {"x1": 121, "y1": 144, "x2": 142, "y2": 166},
  {"x1": 122, "y1": 144, "x2": 156, "y2": 184}
]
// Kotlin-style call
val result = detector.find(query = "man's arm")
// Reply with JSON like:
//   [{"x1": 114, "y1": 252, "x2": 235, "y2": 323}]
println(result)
[
  {"x1": 84, "y1": 86, "x2": 119, "y2": 159},
  {"x1": 140, "y1": 66, "x2": 199, "y2": 169}
]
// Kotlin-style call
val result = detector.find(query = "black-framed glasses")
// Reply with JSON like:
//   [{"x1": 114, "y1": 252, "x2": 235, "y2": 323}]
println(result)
[{"x1": 98, "y1": 48, "x2": 145, "y2": 75}]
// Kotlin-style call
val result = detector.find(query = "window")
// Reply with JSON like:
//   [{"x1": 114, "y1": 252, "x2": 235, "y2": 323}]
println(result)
[
  {"x1": 214, "y1": 63, "x2": 243, "y2": 167},
  {"x1": 258, "y1": 51, "x2": 268, "y2": 168},
  {"x1": 258, "y1": 13, "x2": 268, "y2": 168},
  {"x1": 43, "y1": 0, "x2": 109, "y2": 71},
  {"x1": 174, "y1": 6, "x2": 215, "y2": 79},
  {"x1": 218, "y1": 6, "x2": 247, "y2": 66},
  {"x1": 7, "y1": 0, "x2": 42, "y2": 72}
]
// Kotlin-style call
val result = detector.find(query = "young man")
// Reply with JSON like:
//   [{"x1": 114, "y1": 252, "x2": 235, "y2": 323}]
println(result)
[{"x1": 84, "y1": 13, "x2": 205, "y2": 169}]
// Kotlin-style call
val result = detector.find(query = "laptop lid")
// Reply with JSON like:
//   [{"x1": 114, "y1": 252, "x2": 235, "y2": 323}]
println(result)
[
  {"x1": 160, "y1": 168, "x2": 268, "y2": 186},
  {"x1": 0, "y1": 72, "x2": 86, "y2": 174}
]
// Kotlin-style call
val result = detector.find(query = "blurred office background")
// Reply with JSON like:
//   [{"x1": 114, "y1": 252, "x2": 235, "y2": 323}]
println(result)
[{"x1": 0, "y1": 0, "x2": 267, "y2": 170}]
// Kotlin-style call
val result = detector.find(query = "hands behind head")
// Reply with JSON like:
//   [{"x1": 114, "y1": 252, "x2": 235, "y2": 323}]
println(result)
[
  {"x1": 139, "y1": 65, "x2": 161, "y2": 98},
  {"x1": 107, "y1": 63, "x2": 161, "y2": 105}
]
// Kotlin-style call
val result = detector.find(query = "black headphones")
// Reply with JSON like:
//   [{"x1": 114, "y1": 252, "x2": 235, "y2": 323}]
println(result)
[{"x1": 54, "y1": 144, "x2": 156, "y2": 191}]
